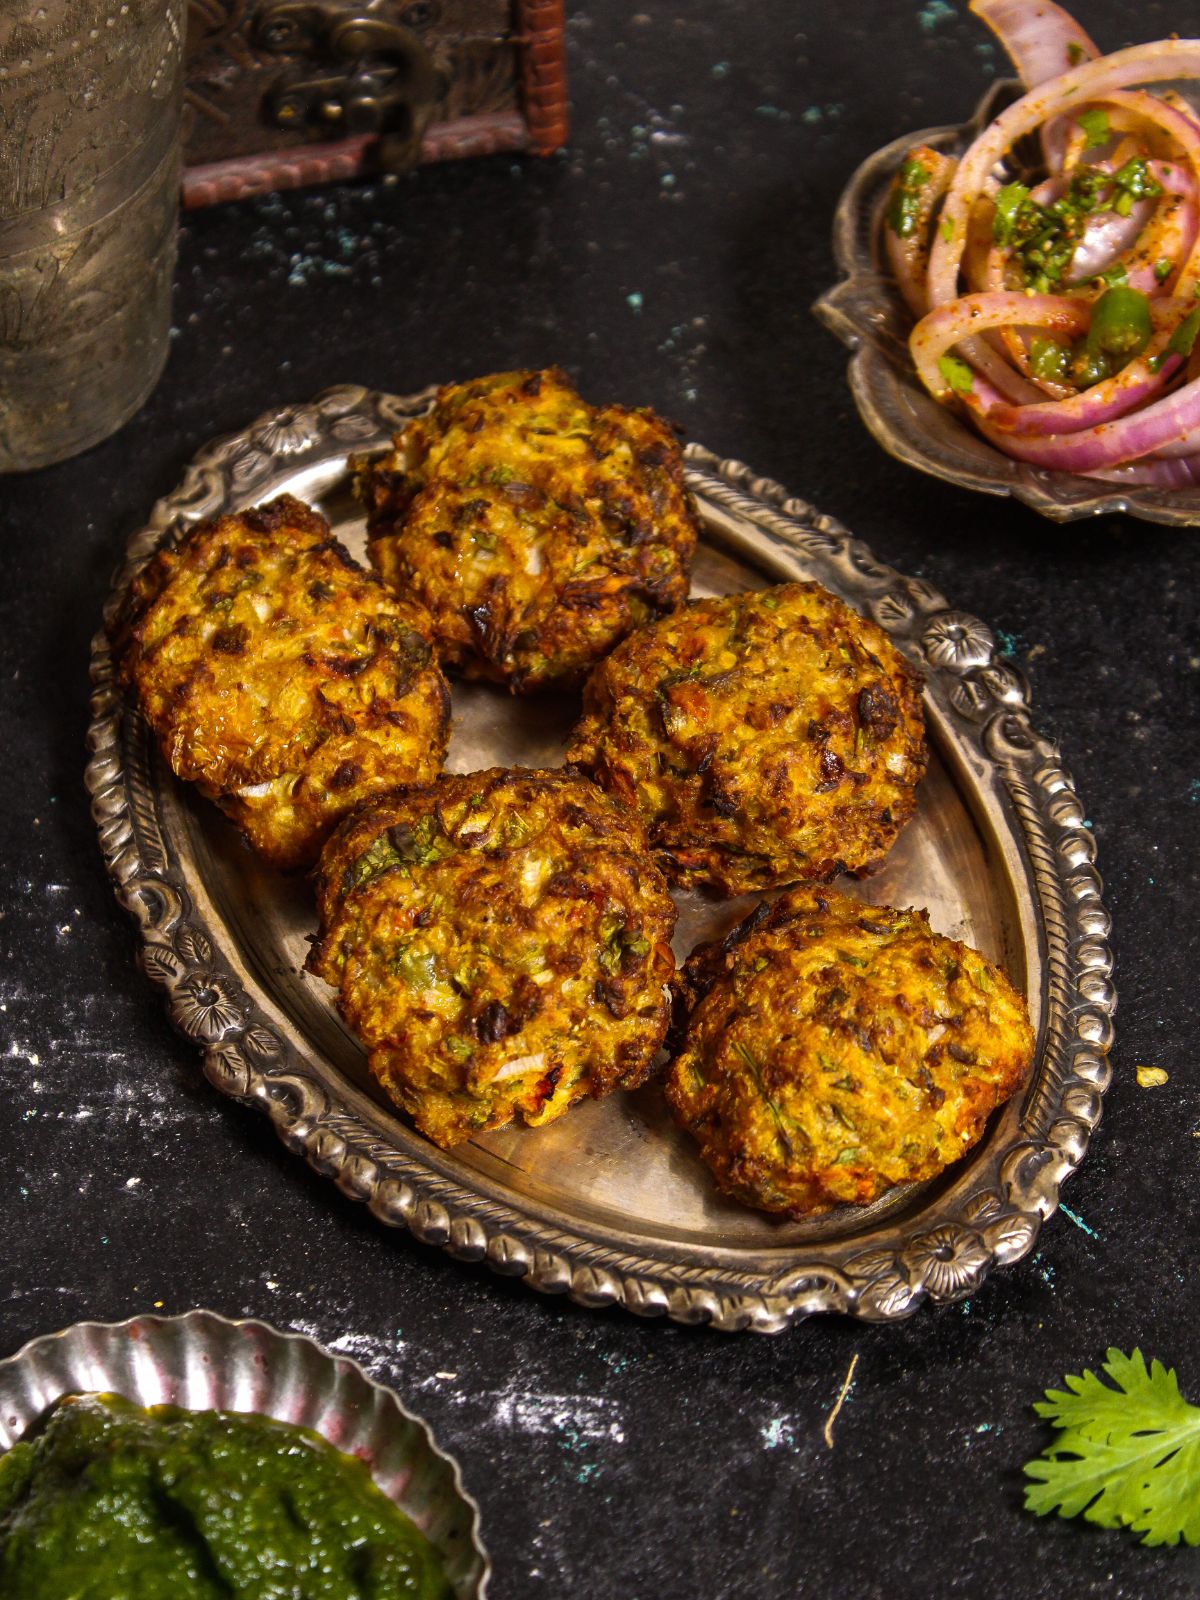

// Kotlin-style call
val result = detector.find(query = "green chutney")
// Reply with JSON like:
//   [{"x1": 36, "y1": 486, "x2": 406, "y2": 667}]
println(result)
[{"x1": 0, "y1": 1392, "x2": 453, "y2": 1600}]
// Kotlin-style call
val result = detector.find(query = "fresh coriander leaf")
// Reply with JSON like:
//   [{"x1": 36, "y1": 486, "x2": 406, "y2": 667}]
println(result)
[
  {"x1": 1113, "y1": 157, "x2": 1162, "y2": 202},
  {"x1": 733, "y1": 1040, "x2": 803, "y2": 1160},
  {"x1": 998, "y1": 182, "x2": 1036, "y2": 246},
  {"x1": 1076, "y1": 108, "x2": 1110, "y2": 150},
  {"x1": 1023, "y1": 1348, "x2": 1200, "y2": 1547},
  {"x1": 887, "y1": 154, "x2": 930, "y2": 238},
  {"x1": 992, "y1": 181, "x2": 1029, "y2": 246},
  {"x1": 344, "y1": 832, "x2": 404, "y2": 892}
]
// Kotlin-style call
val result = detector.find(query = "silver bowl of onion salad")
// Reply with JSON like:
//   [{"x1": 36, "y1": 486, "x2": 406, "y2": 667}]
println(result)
[{"x1": 814, "y1": 0, "x2": 1200, "y2": 525}]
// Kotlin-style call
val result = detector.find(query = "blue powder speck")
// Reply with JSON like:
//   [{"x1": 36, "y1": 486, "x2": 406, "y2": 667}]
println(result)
[
  {"x1": 712, "y1": 60, "x2": 730, "y2": 78},
  {"x1": 802, "y1": 106, "x2": 823, "y2": 125},
  {"x1": 626, "y1": 291, "x2": 644, "y2": 312},
  {"x1": 1188, "y1": 778, "x2": 1200, "y2": 803},
  {"x1": 995, "y1": 629, "x2": 1027, "y2": 657},
  {"x1": 919, "y1": 0, "x2": 955, "y2": 30},
  {"x1": 1031, "y1": 1251, "x2": 1055, "y2": 1287},
  {"x1": 1060, "y1": 1205, "x2": 1099, "y2": 1239}
]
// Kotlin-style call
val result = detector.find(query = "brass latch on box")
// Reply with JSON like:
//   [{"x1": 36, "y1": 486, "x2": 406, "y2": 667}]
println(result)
[
  {"x1": 182, "y1": 0, "x2": 568, "y2": 207},
  {"x1": 254, "y1": 0, "x2": 441, "y2": 171}
]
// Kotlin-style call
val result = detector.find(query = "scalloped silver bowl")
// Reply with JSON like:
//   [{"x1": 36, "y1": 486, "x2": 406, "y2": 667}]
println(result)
[
  {"x1": 0, "y1": 1310, "x2": 489, "y2": 1599},
  {"x1": 814, "y1": 80, "x2": 1200, "y2": 527}
]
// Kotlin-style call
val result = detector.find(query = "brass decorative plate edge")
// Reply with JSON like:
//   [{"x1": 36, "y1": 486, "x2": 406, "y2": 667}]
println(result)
[
  {"x1": 0, "y1": 1308, "x2": 490, "y2": 1600},
  {"x1": 85, "y1": 385, "x2": 1115, "y2": 1333},
  {"x1": 812, "y1": 79, "x2": 1200, "y2": 527}
]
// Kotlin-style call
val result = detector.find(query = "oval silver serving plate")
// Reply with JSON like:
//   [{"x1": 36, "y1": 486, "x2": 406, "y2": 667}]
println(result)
[
  {"x1": 813, "y1": 79, "x2": 1200, "y2": 526},
  {"x1": 86, "y1": 385, "x2": 1115, "y2": 1332},
  {"x1": 0, "y1": 1309, "x2": 489, "y2": 1598}
]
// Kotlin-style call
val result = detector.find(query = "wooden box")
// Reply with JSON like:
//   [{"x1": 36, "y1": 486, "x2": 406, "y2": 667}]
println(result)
[{"x1": 182, "y1": 0, "x2": 567, "y2": 206}]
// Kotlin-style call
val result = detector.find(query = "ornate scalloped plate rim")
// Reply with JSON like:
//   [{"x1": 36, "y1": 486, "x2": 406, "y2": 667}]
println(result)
[
  {"x1": 85, "y1": 385, "x2": 1116, "y2": 1334},
  {"x1": 0, "y1": 1308, "x2": 490, "y2": 1598},
  {"x1": 813, "y1": 80, "x2": 1200, "y2": 527}
]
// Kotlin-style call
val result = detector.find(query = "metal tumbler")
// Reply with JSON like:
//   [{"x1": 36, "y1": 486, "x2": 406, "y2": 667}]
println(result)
[{"x1": 0, "y1": 0, "x2": 185, "y2": 472}]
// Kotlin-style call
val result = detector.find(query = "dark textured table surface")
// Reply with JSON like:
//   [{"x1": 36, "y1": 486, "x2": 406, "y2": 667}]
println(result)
[{"x1": 3, "y1": 3, "x2": 1199, "y2": 1596}]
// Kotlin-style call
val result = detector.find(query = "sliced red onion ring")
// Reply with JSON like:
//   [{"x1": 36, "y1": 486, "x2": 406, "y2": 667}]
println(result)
[
  {"x1": 969, "y1": 0, "x2": 1098, "y2": 87},
  {"x1": 1068, "y1": 199, "x2": 1153, "y2": 281},
  {"x1": 884, "y1": 147, "x2": 957, "y2": 318},
  {"x1": 960, "y1": 334, "x2": 1050, "y2": 404},
  {"x1": 969, "y1": 0, "x2": 1100, "y2": 167},
  {"x1": 928, "y1": 41, "x2": 1200, "y2": 309},
  {"x1": 910, "y1": 292, "x2": 1189, "y2": 437},
  {"x1": 1099, "y1": 92, "x2": 1200, "y2": 295},
  {"x1": 977, "y1": 372, "x2": 1200, "y2": 471},
  {"x1": 910, "y1": 291, "x2": 1085, "y2": 393},
  {"x1": 883, "y1": 5, "x2": 1200, "y2": 484},
  {"x1": 1067, "y1": 153, "x2": 1195, "y2": 292}
]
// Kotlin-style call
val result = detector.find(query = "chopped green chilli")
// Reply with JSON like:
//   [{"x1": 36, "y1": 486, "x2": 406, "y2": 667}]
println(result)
[
  {"x1": 937, "y1": 354, "x2": 975, "y2": 396},
  {"x1": 1168, "y1": 306, "x2": 1200, "y2": 359}
]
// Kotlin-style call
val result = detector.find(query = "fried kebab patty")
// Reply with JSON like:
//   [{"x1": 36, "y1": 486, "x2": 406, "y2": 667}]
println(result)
[
  {"x1": 113, "y1": 495, "x2": 451, "y2": 870},
  {"x1": 308, "y1": 768, "x2": 677, "y2": 1148},
  {"x1": 566, "y1": 581, "x2": 927, "y2": 895},
  {"x1": 354, "y1": 368, "x2": 699, "y2": 692},
  {"x1": 665, "y1": 887, "x2": 1034, "y2": 1218}
]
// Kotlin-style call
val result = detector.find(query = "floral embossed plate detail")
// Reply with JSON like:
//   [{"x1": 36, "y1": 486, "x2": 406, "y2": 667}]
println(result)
[
  {"x1": 85, "y1": 385, "x2": 1115, "y2": 1332},
  {"x1": 814, "y1": 80, "x2": 1200, "y2": 526}
]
